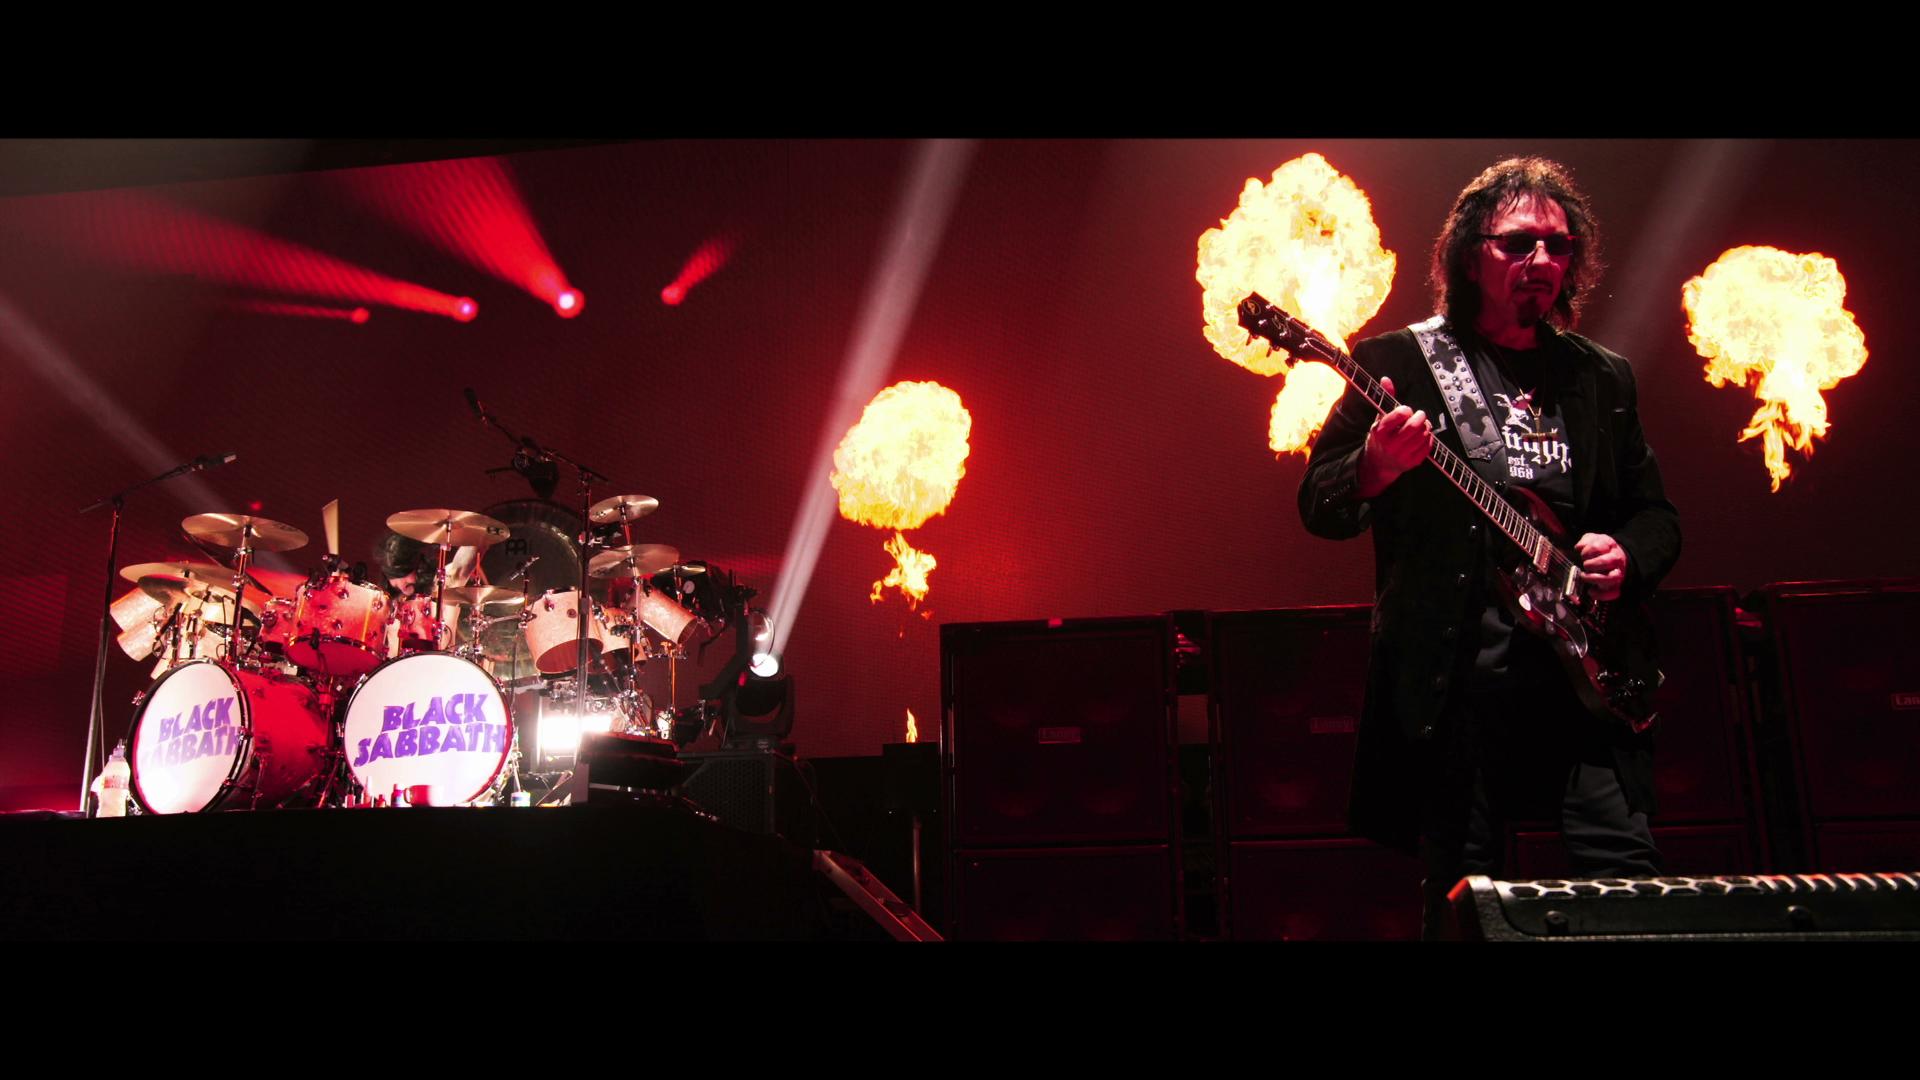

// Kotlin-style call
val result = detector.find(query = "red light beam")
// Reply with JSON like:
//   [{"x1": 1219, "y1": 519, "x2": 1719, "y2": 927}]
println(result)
[
  {"x1": 662, "y1": 234, "x2": 736, "y2": 307},
  {"x1": 335, "y1": 156, "x2": 582, "y2": 317},
  {"x1": 0, "y1": 190, "x2": 478, "y2": 320}
]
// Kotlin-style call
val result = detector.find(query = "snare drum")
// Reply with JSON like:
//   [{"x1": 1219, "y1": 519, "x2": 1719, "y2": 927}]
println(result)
[
  {"x1": 129, "y1": 660, "x2": 332, "y2": 813},
  {"x1": 288, "y1": 573, "x2": 390, "y2": 676},
  {"x1": 343, "y1": 652, "x2": 513, "y2": 806},
  {"x1": 522, "y1": 589, "x2": 613, "y2": 674}
]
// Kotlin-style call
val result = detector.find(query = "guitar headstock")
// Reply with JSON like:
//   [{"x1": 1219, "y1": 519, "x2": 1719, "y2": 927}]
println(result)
[{"x1": 1237, "y1": 293, "x2": 1312, "y2": 354}]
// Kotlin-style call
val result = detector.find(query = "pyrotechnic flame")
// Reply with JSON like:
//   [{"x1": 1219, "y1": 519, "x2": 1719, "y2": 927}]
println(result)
[
  {"x1": 869, "y1": 531, "x2": 937, "y2": 609},
  {"x1": 832, "y1": 381, "x2": 971, "y2": 531},
  {"x1": 1682, "y1": 246, "x2": 1868, "y2": 491},
  {"x1": 834, "y1": 381, "x2": 971, "y2": 607},
  {"x1": 906, "y1": 708, "x2": 918, "y2": 744},
  {"x1": 1196, "y1": 153, "x2": 1396, "y2": 453}
]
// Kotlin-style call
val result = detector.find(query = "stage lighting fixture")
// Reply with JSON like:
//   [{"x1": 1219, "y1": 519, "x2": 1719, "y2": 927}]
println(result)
[
  {"x1": 724, "y1": 671, "x2": 794, "y2": 750},
  {"x1": 661, "y1": 284, "x2": 685, "y2": 306},
  {"x1": 351, "y1": 307, "x2": 371, "y2": 324},
  {"x1": 747, "y1": 608, "x2": 778, "y2": 675},
  {"x1": 554, "y1": 288, "x2": 584, "y2": 317},
  {"x1": 453, "y1": 297, "x2": 479, "y2": 322}
]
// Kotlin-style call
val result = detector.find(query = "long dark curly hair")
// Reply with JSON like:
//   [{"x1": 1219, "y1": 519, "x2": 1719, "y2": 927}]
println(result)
[{"x1": 1430, "y1": 157, "x2": 1604, "y2": 331}]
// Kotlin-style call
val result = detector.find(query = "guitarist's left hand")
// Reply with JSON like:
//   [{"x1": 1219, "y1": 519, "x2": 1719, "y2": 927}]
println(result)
[{"x1": 1574, "y1": 533, "x2": 1628, "y2": 602}]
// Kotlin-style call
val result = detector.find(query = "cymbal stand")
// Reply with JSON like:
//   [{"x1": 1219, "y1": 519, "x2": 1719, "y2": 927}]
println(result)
[{"x1": 227, "y1": 524, "x2": 255, "y2": 661}]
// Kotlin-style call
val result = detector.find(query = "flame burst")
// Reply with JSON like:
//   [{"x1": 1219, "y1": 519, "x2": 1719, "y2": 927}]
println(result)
[
  {"x1": 905, "y1": 708, "x2": 918, "y2": 744},
  {"x1": 869, "y1": 531, "x2": 937, "y2": 607},
  {"x1": 1682, "y1": 246, "x2": 1869, "y2": 491},
  {"x1": 832, "y1": 380, "x2": 971, "y2": 607},
  {"x1": 1196, "y1": 153, "x2": 1396, "y2": 454}
]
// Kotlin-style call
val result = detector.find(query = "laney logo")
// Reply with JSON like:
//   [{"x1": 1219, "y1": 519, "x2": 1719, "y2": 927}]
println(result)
[{"x1": 1894, "y1": 693, "x2": 1920, "y2": 710}]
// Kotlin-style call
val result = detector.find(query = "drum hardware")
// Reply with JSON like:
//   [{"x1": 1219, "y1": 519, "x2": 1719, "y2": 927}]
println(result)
[{"x1": 180, "y1": 512, "x2": 310, "y2": 678}]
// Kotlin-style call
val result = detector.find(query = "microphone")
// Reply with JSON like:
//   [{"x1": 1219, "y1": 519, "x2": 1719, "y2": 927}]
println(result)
[
  {"x1": 507, "y1": 555, "x2": 541, "y2": 583},
  {"x1": 192, "y1": 452, "x2": 238, "y2": 471},
  {"x1": 464, "y1": 388, "x2": 484, "y2": 419}
]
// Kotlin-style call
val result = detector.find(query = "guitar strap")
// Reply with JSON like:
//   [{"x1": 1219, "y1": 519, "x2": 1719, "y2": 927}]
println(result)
[{"x1": 1408, "y1": 316, "x2": 1506, "y2": 476}]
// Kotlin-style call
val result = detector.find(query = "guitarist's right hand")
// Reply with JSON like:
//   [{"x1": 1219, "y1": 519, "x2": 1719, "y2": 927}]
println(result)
[{"x1": 1356, "y1": 377, "x2": 1434, "y2": 499}]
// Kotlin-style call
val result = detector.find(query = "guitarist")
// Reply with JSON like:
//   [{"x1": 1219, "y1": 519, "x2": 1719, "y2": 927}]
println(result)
[{"x1": 1297, "y1": 157, "x2": 1682, "y2": 937}]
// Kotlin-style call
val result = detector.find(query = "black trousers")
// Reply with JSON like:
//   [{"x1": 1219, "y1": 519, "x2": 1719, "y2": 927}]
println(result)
[{"x1": 1416, "y1": 680, "x2": 1661, "y2": 940}]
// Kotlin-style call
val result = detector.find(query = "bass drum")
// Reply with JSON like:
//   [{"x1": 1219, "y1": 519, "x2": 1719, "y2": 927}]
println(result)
[
  {"x1": 129, "y1": 660, "x2": 332, "y2": 814},
  {"x1": 478, "y1": 499, "x2": 585, "y2": 682},
  {"x1": 343, "y1": 652, "x2": 514, "y2": 806}
]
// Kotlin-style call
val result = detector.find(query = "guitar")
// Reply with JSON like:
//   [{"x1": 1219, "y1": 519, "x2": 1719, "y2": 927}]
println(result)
[{"x1": 1237, "y1": 293, "x2": 1662, "y2": 733}]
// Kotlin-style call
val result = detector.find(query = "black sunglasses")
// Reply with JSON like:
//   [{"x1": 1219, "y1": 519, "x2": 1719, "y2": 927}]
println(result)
[{"x1": 1481, "y1": 232, "x2": 1578, "y2": 257}]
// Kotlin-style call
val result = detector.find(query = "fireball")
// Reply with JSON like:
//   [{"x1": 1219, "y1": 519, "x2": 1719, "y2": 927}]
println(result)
[
  {"x1": 1196, "y1": 153, "x2": 1396, "y2": 453},
  {"x1": 1682, "y1": 246, "x2": 1868, "y2": 491},
  {"x1": 832, "y1": 380, "x2": 971, "y2": 606}
]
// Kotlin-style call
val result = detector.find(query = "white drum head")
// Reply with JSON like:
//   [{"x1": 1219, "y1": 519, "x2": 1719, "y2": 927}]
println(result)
[
  {"x1": 344, "y1": 653, "x2": 511, "y2": 806},
  {"x1": 130, "y1": 660, "x2": 246, "y2": 814}
]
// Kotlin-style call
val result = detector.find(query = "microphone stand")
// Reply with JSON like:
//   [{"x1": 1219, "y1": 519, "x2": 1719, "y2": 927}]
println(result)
[
  {"x1": 77, "y1": 455, "x2": 232, "y2": 815},
  {"x1": 463, "y1": 390, "x2": 612, "y2": 724}
]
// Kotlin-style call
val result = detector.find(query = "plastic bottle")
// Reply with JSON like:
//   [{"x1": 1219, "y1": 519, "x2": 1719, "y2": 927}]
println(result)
[{"x1": 93, "y1": 741, "x2": 132, "y2": 818}]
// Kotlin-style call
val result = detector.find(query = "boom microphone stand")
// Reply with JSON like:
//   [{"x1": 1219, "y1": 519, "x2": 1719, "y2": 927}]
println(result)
[{"x1": 76, "y1": 451, "x2": 238, "y2": 815}]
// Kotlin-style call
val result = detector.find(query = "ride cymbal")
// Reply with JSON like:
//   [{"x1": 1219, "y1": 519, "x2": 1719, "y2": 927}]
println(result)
[
  {"x1": 588, "y1": 494, "x2": 659, "y2": 524},
  {"x1": 386, "y1": 508, "x2": 510, "y2": 547},
  {"x1": 588, "y1": 544, "x2": 681, "y2": 579}
]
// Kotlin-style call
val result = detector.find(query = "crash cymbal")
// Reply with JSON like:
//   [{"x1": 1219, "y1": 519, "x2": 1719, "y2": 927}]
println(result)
[
  {"x1": 588, "y1": 543, "x2": 681, "y2": 579},
  {"x1": 386, "y1": 508, "x2": 510, "y2": 547},
  {"x1": 181, "y1": 513, "x2": 309, "y2": 552},
  {"x1": 588, "y1": 494, "x2": 659, "y2": 525},
  {"x1": 442, "y1": 584, "x2": 527, "y2": 607},
  {"x1": 121, "y1": 560, "x2": 231, "y2": 587}
]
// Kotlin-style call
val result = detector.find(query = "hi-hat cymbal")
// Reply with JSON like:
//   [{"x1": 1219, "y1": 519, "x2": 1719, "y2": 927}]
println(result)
[
  {"x1": 651, "y1": 562, "x2": 709, "y2": 578},
  {"x1": 121, "y1": 560, "x2": 232, "y2": 587},
  {"x1": 386, "y1": 508, "x2": 510, "y2": 547},
  {"x1": 442, "y1": 584, "x2": 527, "y2": 607},
  {"x1": 181, "y1": 513, "x2": 309, "y2": 552},
  {"x1": 588, "y1": 495, "x2": 659, "y2": 524},
  {"x1": 130, "y1": 576, "x2": 263, "y2": 617},
  {"x1": 588, "y1": 544, "x2": 681, "y2": 579}
]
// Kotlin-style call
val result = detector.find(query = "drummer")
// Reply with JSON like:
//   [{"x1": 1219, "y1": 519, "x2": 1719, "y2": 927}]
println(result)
[{"x1": 375, "y1": 531, "x2": 493, "y2": 651}]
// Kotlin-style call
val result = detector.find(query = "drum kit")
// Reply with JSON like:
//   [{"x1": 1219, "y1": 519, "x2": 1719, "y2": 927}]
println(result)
[{"x1": 118, "y1": 493, "x2": 729, "y2": 815}]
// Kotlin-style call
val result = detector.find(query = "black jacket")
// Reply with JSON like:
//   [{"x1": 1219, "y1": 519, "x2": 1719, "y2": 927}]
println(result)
[{"x1": 1298, "y1": 322, "x2": 1682, "y2": 852}]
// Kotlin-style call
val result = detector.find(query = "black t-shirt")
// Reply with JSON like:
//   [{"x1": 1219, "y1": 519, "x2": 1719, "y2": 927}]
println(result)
[{"x1": 1466, "y1": 336, "x2": 1576, "y2": 689}]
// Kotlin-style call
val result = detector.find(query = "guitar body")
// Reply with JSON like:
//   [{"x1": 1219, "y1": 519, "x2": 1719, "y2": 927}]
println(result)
[{"x1": 1487, "y1": 485, "x2": 1662, "y2": 734}]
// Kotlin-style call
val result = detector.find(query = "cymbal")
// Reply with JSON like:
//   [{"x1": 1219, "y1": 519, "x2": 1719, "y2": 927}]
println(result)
[
  {"x1": 386, "y1": 509, "x2": 510, "y2": 547},
  {"x1": 588, "y1": 494, "x2": 659, "y2": 524},
  {"x1": 651, "y1": 562, "x2": 708, "y2": 578},
  {"x1": 588, "y1": 544, "x2": 681, "y2": 579},
  {"x1": 121, "y1": 560, "x2": 231, "y2": 587},
  {"x1": 442, "y1": 584, "x2": 527, "y2": 606},
  {"x1": 181, "y1": 513, "x2": 309, "y2": 552},
  {"x1": 133, "y1": 576, "x2": 263, "y2": 617}
]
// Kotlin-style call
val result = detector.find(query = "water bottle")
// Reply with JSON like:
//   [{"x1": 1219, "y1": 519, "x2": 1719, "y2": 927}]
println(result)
[{"x1": 93, "y1": 741, "x2": 132, "y2": 818}]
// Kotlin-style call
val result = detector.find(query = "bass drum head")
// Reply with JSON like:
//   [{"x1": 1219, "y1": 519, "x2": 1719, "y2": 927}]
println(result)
[
  {"x1": 478, "y1": 499, "x2": 584, "y2": 681},
  {"x1": 130, "y1": 660, "x2": 248, "y2": 814},
  {"x1": 344, "y1": 652, "x2": 513, "y2": 806}
]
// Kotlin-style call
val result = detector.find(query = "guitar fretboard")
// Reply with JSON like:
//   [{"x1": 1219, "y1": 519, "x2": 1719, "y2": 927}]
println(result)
[{"x1": 1253, "y1": 302, "x2": 1577, "y2": 583}]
